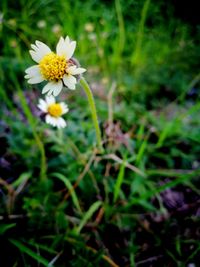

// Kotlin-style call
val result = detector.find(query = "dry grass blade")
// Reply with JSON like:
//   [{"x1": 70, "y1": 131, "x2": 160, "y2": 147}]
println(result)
[
  {"x1": 100, "y1": 154, "x2": 146, "y2": 177},
  {"x1": 62, "y1": 150, "x2": 97, "y2": 201}
]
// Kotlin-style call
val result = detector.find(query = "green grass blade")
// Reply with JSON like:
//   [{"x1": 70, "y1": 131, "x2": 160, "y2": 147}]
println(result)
[
  {"x1": 12, "y1": 172, "x2": 32, "y2": 188},
  {"x1": 131, "y1": 0, "x2": 151, "y2": 65},
  {"x1": 9, "y1": 239, "x2": 49, "y2": 266},
  {"x1": 27, "y1": 240, "x2": 57, "y2": 255},
  {"x1": 113, "y1": 160, "x2": 125, "y2": 202},
  {"x1": 136, "y1": 137, "x2": 148, "y2": 165},
  {"x1": 52, "y1": 172, "x2": 82, "y2": 214},
  {"x1": 115, "y1": 0, "x2": 125, "y2": 55},
  {"x1": 156, "y1": 121, "x2": 174, "y2": 148},
  {"x1": 75, "y1": 201, "x2": 102, "y2": 234},
  {"x1": 0, "y1": 223, "x2": 16, "y2": 235},
  {"x1": 129, "y1": 169, "x2": 200, "y2": 205}
]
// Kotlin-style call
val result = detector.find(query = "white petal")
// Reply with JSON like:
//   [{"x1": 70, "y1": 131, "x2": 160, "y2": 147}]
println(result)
[
  {"x1": 56, "y1": 117, "x2": 67, "y2": 128},
  {"x1": 46, "y1": 115, "x2": 58, "y2": 127},
  {"x1": 35, "y1": 41, "x2": 51, "y2": 55},
  {"x1": 45, "y1": 95, "x2": 55, "y2": 105},
  {"x1": 60, "y1": 103, "x2": 69, "y2": 114},
  {"x1": 42, "y1": 81, "x2": 63, "y2": 96},
  {"x1": 29, "y1": 51, "x2": 41, "y2": 64},
  {"x1": 31, "y1": 44, "x2": 37, "y2": 50},
  {"x1": 52, "y1": 80, "x2": 63, "y2": 96},
  {"x1": 47, "y1": 88, "x2": 54, "y2": 96},
  {"x1": 56, "y1": 36, "x2": 76, "y2": 60},
  {"x1": 67, "y1": 66, "x2": 86, "y2": 75},
  {"x1": 64, "y1": 36, "x2": 70, "y2": 45},
  {"x1": 45, "y1": 113, "x2": 66, "y2": 128},
  {"x1": 45, "y1": 114, "x2": 55, "y2": 126},
  {"x1": 56, "y1": 37, "x2": 65, "y2": 55},
  {"x1": 65, "y1": 41, "x2": 76, "y2": 60},
  {"x1": 29, "y1": 40, "x2": 51, "y2": 63},
  {"x1": 42, "y1": 82, "x2": 53, "y2": 94},
  {"x1": 25, "y1": 65, "x2": 40, "y2": 76},
  {"x1": 25, "y1": 65, "x2": 44, "y2": 83},
  {"x1": 63, "y1": 74, "x2": 76, "y2": 90},
  {"x1": 27, "y1": 75, "x2": 44, "y2": 84},
  {"x1": 66, "y1": 65, "x2": 76, "y2": 72},
  {"x1": 37, "y1": 99, "x2": 48, "y2": 112},
  {"x1": 46, "y1": 115, "x2": 66, "y2": 128},
  {"x1": 45, "y1": 114, "x2": 51, "y2": 123}
]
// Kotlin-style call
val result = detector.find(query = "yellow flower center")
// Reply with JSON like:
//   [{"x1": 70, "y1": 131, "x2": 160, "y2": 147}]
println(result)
[
  {"x1": 39, "y1": 53, "x2": 67, "y2": 81},
  {"x1": 48, "y1": 103, "x2": 63, "y2": 117}
]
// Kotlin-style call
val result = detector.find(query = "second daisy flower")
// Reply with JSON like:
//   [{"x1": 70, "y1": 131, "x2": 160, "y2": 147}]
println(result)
[{"x1": 38, "y1": 96, "x2": 69, "y2": 128}]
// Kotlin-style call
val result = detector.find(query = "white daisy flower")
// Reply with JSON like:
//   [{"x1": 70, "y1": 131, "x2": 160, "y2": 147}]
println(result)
[
  {"x1": 25, "y1": 36, "x2": 86, "y2": 96},
  {"x1": 38, "y1": 96, "x2": 69, "y2": 128}
]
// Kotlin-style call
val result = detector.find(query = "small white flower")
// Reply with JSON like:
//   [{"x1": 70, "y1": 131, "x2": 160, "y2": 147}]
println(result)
[
  {"x1": 84, "y1": 23, "x2": 94, "y2": 32},
  {"x1": 52, "y1": 24, "x2": 61, "y2": 34},
  {"x1": 25, "y1": 36, "x2": 86, "y2": 96},
  {"x1": 38, "y1": 96, "x2": 69, "y2": 128},
  {"x1": 37, "y1": 20, "x2": 46, "y2": 29}
]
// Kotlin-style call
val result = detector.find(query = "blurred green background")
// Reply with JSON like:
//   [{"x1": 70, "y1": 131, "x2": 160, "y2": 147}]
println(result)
[{"x1": 0, "y1": 0, "x2": 200, "y2": 266}]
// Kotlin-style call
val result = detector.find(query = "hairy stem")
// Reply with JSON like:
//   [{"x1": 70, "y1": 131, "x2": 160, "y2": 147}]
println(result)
[{"x1": 80, "y1": 77, "x2": 103, "y2": 152}]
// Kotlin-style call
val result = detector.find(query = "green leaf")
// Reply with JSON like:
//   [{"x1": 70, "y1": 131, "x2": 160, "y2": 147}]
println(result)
[{"x1": 9, "y1": 239, "x2": 49, "y2": 266}]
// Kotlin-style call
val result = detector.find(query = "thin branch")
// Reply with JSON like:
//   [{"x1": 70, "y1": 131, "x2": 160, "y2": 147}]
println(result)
[
  {"x1": 99, "y1": 154, "x2": 146, "y2": 177},
  {"x1": 63, "y1": 150, "x2": 97, "y2": 201}
]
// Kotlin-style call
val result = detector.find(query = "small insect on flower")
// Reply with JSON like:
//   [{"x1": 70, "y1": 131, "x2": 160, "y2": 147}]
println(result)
[
  {"x1": 25, "y1": 36, "x2": 86, "y2": 96},
  {"x1": 38, "y1": 96, "x2": 69, "y2": 128}
]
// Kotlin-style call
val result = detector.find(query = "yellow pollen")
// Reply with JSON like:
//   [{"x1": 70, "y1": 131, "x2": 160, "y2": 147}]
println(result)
[
  {"x1": 48, "y1": 103, "x2": 63, "y2": 117},
  {"x1": 39, "y1": 53, "x2": 67, "y2": 81}
]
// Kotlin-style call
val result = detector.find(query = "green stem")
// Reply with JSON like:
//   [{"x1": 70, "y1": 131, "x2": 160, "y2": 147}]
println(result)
[
  {"x1": 131, "y1": 0, "x2": 151, "y2": 66},
  {"x1": 33, "y1": 131, "x2": 47, "y2": 181},
  {"x1": 11, "y1": 73, "x2": 47, "y2": 181},
  {"x1": 80, "y1": 77, "x2": 103, "y2": 152}
]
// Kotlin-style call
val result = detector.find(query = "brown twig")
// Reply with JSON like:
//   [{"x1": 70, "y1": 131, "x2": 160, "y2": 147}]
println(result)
[
  {"x1": 0, "y1": 214, "x2": 27, "y2": 220},
  {"x1": 99, "y1": 154, "x2": 146, "y2": 177},
  {"x1": 69, "y1": 139, "x2": 100, "y2": 195},
  {"x1": 66, "y1": 237, "x2": 119, "y2": 267},
  {"x1": 136, "y1": 255, "x2": 163, "y2": 266},
  {"x1": 62, "y1": 150, "x2": 97, "y2": 201},
  {"x1": 0, "y1": 178, "x2": 16, "y2": 214},
  {"x1": 108, "y1": 82, "x2": 116, "y2": 126},
  {"x1": 95, "y1": 207, "x2": 105, "y2": 225}
]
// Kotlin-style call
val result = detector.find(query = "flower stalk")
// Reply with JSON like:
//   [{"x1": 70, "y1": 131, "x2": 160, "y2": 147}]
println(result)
[{"x1": 80, "y1": 77, "x2": 103, "y2": 152}]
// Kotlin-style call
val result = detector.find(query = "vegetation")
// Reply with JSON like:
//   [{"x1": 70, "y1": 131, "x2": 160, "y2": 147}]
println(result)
[{"x1": 0, "y1": 0, "x2": 200, "y2": 266}]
